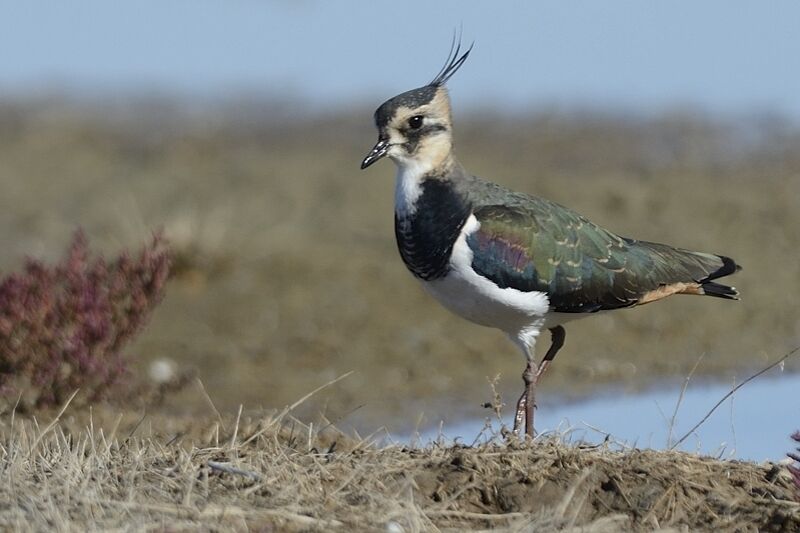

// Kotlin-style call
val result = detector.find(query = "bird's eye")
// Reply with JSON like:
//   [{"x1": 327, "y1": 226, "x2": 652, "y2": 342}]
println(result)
[{"x1": 407, "y1": 115, "x2": 424, "y2": 129}]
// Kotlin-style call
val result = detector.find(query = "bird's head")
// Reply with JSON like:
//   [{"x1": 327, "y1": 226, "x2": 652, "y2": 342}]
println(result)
[{"x1": 361, "y1": 41, "x2": 472, "y2": 172}]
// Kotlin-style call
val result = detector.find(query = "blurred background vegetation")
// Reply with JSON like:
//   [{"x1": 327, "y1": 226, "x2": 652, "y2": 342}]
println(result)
[
  {"x1": 0, "y1": 96, "x2": 797, "y2": 431},
  {"x1": 2, "y1": 1, "x2": 799, "y2": 433}
]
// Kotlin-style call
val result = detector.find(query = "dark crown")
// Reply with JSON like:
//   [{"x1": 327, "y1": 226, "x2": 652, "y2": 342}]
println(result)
[{"x1": 373, "y1": 38, "x2": 473, "y2": 128}]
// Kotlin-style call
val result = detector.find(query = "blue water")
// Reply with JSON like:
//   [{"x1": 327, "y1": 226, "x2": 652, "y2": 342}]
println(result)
[{"x1": 409, "y1": 371, "x2": 800, "y2": 462}]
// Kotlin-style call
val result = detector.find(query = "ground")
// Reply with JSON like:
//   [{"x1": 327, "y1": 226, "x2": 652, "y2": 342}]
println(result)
[{"x1": 1, "y1": 407, "x2": 798, "y2": 531}]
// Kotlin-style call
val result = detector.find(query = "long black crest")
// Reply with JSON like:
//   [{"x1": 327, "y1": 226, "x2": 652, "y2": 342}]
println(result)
[{"x1": 429, "y1": 33, "x2": 474, "y2": 87}]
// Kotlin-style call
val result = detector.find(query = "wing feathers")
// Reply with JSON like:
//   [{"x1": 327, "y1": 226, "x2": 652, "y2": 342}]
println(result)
[{"x1": 468, "y1": 202, "x2": 741, "y2": 313}]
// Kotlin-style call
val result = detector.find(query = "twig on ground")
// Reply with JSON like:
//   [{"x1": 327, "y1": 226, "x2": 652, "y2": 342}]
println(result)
[
  {"x1": 229, "y1": 404, "x2": 243, "y2": 449},
  {"x1": 424, "y1": 509, "x2": 527, "y2": 521},
  {"x1": 316, "y1": 403, "x2": 364, "y2": 436},
  {"x1": 241, "y1": 371, "x2": 354, "y2": 447},
  {"x1": 126, "y1": 410, "x2": 148, "y2": 440},
  {"x1": 207, "y1": 461, "x2": 262, "y2": 481},
  {"x1": 484, "y1": 374, "x2": 505, "y2": 425},
  {"x1": 670, "y1": 345, "x2": 800, "y2": 450},
  {"x1": 667, "y1": 353, "x2": 705, "y2": 448},
  {"x1": 28, "y1": 389, "x2": 79, "y2": 456},
  {"x1": 195, "y1": 377, "x2": 225, "y2": 430},
  {"x1": 287, "y1": 371, "x2": 354, "y2": 412},
  {"x1": 9, "y1": 390, "x2": 22, "y2": 429}
]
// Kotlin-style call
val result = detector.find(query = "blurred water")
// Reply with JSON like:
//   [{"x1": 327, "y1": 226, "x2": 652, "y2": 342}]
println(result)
[{"x1": 409, "y1": 371, "x2": 800, "y2": 462}]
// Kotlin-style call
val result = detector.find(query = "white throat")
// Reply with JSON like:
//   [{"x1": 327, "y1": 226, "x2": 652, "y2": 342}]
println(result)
[{"x1": 393, "y1": 158, "x2": 431, "y2": 218}]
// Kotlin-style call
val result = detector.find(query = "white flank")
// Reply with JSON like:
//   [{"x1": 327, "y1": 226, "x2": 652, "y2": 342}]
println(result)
[{"x1": 421, "y1": 215, "x2": 551, "y2": 356}]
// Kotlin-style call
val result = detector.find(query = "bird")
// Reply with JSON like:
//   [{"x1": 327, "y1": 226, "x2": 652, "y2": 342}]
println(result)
[{"x1": 360, "y1": 40, "x2": 741, "y2": 438}]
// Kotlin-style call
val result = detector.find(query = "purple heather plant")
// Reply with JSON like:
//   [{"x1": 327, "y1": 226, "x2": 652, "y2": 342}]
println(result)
[{"x1": 0, "y1": 230, "x2": 170, "y2": 408}]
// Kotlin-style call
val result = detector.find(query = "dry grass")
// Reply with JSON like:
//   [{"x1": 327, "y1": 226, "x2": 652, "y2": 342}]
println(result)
[
  {"x1": 1, "y1": 399, "x2": 797, "y2": 532},
  {"x1": 0, "y1": 98, "x2": 799, "y2": 432}
]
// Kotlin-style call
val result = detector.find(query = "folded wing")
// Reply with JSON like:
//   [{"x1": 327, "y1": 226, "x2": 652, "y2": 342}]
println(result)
[{"x1": 467, "y1": 201, "x2": 740, "y2": 313}]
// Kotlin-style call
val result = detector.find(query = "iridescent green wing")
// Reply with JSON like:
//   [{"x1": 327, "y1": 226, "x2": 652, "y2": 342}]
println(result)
[{"x1": 467, "y1": 199, "x2": 735, "y2": 312}]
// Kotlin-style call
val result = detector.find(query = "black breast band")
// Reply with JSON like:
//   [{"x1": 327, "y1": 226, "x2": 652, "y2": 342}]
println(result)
[{"x1": 394, "y1": 179, "x2": 472, "y2": 281}]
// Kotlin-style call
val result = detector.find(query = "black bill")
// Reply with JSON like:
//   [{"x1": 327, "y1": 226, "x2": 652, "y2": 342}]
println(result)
[{"x1": 360, "y1": 138, "x2": 390, "y2": 169}]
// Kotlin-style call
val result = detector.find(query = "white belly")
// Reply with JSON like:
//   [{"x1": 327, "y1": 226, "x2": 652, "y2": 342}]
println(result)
[{"x1": 421, "y1": 215, "x2": 551, "y2": 336}]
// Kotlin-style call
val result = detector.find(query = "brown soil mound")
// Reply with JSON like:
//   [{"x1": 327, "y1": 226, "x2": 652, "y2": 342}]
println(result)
[
  {"x1": 2, "y1": 409, "x2": 798, "y2": 531},
  {"x1": 405, "y1": 441, "x2": 799, "y2": 531}
]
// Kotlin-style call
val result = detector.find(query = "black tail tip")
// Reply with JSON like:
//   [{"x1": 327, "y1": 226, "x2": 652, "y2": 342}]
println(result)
[{"x1": 702, "y1": 281, "x2": 740, "y2": 300}]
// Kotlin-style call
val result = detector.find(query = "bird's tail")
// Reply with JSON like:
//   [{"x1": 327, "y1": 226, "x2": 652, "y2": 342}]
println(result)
[
  {"x1": 699, "y1": 281, "x2": 739, "y2": 300},
  {"x1": 633, "y1": 241, "x2": 743, "y2": 302},
  {"x1": 696, "y1": 255, "x2": 741, "y2": 300}
]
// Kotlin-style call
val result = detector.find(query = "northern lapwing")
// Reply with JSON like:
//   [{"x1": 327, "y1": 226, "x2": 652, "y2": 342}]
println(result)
[{"x1": 360, "y1": 41, "x2": 741, "y2": 438}]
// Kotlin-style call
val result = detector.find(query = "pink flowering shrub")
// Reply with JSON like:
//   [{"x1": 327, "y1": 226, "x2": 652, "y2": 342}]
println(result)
[{"x1": 0, "y1": 230, "x2": 170, "y2": 408}]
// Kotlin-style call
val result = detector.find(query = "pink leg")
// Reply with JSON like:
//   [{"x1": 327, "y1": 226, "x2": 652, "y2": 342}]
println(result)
[
  {"x1": 513, "y1": 360, "x2": 536, "y2": 437},
  {"x1": 512, "y1": 326, "x2": 566, "y2": 438}
]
